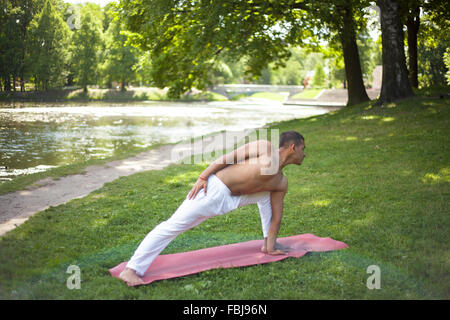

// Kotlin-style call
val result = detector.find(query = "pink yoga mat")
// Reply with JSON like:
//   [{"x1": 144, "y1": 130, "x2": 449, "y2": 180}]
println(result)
[{"x1": 109, "y1": 233, "x2": 348, "y2": 286}]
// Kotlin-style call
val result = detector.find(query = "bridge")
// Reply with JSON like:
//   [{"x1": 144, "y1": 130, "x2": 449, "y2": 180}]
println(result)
[{"x1": 211, "y1": 84, "x2": 304, "y2": 99}]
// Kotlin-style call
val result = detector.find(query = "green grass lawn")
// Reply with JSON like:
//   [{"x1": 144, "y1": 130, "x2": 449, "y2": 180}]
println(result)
[
  {"x1": 0, "y1": 91, "x2": 449, "y2": 299},
  {"x1": 229, "y1": 91, "x2": 286, "y2": 101},
  {"x1": 291, "y1": 89, "x2": 324, "y2": 100},
  {"x1": 248, "y1": 92, "x2": 286, "y2": 101}
]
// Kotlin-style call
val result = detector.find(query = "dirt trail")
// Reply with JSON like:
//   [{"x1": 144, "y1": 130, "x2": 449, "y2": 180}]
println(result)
[{"x1": 0, "y1": 129, "x2": 255, "y2": 236}]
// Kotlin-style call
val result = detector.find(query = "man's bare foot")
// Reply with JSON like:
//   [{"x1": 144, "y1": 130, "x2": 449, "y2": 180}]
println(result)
[
  {"x1": 119, "y1": 267, "x2": 145, "y2": 286},
  {"x1": 261, "y1": 243, "x2": 291, "y2": 255},
  {"x1": 275, "y1": 242, "x2": 292, "y2": 252}
]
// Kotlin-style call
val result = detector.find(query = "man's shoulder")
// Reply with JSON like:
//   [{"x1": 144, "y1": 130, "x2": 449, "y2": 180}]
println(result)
[{"x1": 269, "y1": 173, "x2": 288, "y2": 193}]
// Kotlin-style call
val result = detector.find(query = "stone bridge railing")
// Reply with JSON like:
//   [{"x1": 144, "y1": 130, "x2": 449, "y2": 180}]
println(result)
[{"x1": 211, "y1": 84, "x2": 304, "y2": 98}]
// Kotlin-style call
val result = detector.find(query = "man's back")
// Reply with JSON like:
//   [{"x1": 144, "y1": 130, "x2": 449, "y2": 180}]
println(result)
[{"x1": 215, "y1": 153, "x2": 287, "y2": 196}]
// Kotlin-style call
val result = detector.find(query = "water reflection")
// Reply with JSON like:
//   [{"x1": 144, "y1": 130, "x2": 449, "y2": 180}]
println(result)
[{"x1": 0, "y1": 100, "x2": 337, "y2": 182}]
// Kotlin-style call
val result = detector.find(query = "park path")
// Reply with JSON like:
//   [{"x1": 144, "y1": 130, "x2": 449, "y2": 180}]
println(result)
[{"x1": 0, "y1": 129, "x2": 257, "y2": 236}]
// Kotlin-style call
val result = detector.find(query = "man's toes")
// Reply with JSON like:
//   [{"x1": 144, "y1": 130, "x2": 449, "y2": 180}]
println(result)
[{"x1": 130, "y1": 279, "x2": 144, "y2": 286}]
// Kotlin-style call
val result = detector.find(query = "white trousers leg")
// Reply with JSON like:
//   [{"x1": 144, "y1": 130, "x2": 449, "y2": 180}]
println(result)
[
  {"x1": 126, "y1": 206, "x2": 210, "y2": 276},
  {"x1": 126, "y1": 174, "x2": 272, "y2": 276}
]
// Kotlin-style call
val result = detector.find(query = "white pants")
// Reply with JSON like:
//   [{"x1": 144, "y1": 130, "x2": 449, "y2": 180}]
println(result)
[{"x1": 126, "y1": 173, "x2": 272, "y2": 276}]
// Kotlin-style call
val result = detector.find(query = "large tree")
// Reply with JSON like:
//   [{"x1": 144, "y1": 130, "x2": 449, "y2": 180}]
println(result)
[
  {"x1": 416, "y1": 13, "x2": 449, "y2": 87},
  {"x1": 0, "y1": 0, "x2": 19, "y2": 91},
  {"x1": 376, "y1": 0, "x2": 414, "y2": 104},
  {"x1": 71, "y1": 4, "x2": 103, "y2": 92},
  {"x1": 399, "y1": 0, "x2": 421, "y2": 88},
  {"x1": 307, "y1": 0, "x2": 370, "y2": 104},
  {"x1": 27, "y1": 0, "x2": 70, "y2": 90},
  {"x1": 102, "y1": 16, "x2": 139, "y2": 91},
  {"x1": 398, "y1": 0, "x2": 449, "y2": 89},
  {"x1": 117, "y1": 0, "x2": 370, "y2": 105},
  {"x1": 0, "y1": 0, "x2": 43, "y2": 91}
]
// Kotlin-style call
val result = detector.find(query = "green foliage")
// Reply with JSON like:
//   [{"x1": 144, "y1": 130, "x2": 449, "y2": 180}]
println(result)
[
  {"x1": 71, "y1": 4, "x2": 104, "y2": 92},
  {"x1": 312, "y1": 62, "x2": 326, "y2": 88},
  {"x1": 26, "y1": 0, "x2": 70, "y2": 90},
  {"x1": 253, "y1": 47, "x2": 327, "y2": 86},
  {"x1": 267, "y1": 47, "x2": 307, "y2": 85},
  {"x1": 208, "y1": 60, "x2": 234, "y2": 86},
  {"x1": 320, "y1": 38, "x2": 346, "y2": 87},
  {"x1": 356, "y1": 30, "x2": 382, "y2": 86},
  {"x1": 444, "y1": 48, "x2": 450, "y2": 85},
  {"x1": 224, "y1": 59, "x2": 248, "y2": 84},
  {"x1": 0, "y1": 0, "x2": 43, "y2": 90},
  {"x1": 417, "y1": 14, "x2": 450, "y2": 88},
  {"x1": 101, "y1": 17, "x2": 139, "y2": 90},
  {"x1": 398, "y1": 0, "x2": 449, "y2": 88},
  {"x1": 116, "y1": 0, "x2": 372, "y2": 97},
  {"x1": 1, "y1": 0, "x2": 446, "y2": 97},
  {"x1": 0, "y1": 1, "x2": 21, "y2": 89},
  {"x1": 133, "y1": 51, "x2": 153, "y2": 86}
]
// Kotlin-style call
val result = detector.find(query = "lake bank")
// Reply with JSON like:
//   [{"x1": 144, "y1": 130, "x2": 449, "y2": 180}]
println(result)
[{"x1": 0, "y1": 87, "x2": 228, "y2": 103}]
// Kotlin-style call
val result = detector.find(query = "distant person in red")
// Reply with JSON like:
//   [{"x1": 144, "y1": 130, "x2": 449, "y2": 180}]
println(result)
[{"x1": 303, "y1": 77, "x2": 310, "y2": 89}]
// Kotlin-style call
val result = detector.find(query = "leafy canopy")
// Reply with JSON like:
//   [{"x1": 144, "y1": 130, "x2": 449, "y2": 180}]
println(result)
[{"x1": 116, "y1": 0, "x2": 334, "y2": 97}]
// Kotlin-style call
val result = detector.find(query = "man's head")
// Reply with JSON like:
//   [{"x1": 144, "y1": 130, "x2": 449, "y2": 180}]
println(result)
[{"x1": 279, "y1": 131, "x2": 306, "y2": 166}]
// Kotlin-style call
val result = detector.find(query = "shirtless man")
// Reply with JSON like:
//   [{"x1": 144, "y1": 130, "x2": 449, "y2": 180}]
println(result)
[{"x1": 119, "y1": 130, "x2": 306, "y2": 285}]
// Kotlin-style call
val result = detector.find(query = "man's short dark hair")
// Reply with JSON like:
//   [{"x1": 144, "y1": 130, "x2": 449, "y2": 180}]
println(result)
[{"x1": 279, "y1": 131, "x2": 304, "y2": 148}]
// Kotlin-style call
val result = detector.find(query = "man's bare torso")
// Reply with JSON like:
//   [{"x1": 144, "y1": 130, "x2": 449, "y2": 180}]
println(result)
[{"x1": 215, "y1": 154, "x2": 286, "y2": 196}]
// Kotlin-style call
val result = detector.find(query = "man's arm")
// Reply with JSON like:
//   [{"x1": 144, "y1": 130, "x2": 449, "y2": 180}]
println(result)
[
  {"x1": 266, "y1": 178, "x2": 288, "y2": 254},
  {"x1": 199, "y1": 139, "x2": 272, "y2": 178},
  {"x1": 188, "y1": 140, "x2": 272, "y2": 200}
]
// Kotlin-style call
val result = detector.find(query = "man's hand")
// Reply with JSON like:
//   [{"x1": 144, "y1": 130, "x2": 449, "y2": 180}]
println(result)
[{"x1": 188, "y1": 177, "x2": 208, "y2": 200}]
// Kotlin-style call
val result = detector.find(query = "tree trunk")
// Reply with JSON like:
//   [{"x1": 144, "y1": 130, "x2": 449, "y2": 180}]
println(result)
[
  {"x1": 406, "y1": 6, "x2": 420, "y2": 88},
  {"x1": 67, "y1": 73, "x2": 74, "y2": 86},
  {"x1": 19, "y1": 42, "x2": 26, "y2": 92},
  {"x1": 376, "y1": 0, "x2": 414, "y2": 104},
  {"x1": 20, "y1": 74, "x2": 25, "y2": 91},
  {"x1": 4, "y1": 76, "x2": 11, "y2": 92},
  {"x1": 340, "y1": 3, "x2": 370, "y2": 106}
]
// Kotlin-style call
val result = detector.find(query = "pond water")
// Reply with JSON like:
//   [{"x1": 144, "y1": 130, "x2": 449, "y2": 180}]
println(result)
[{"x1": 0, "y1": 100, "x2": 338, "y2": 182}]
